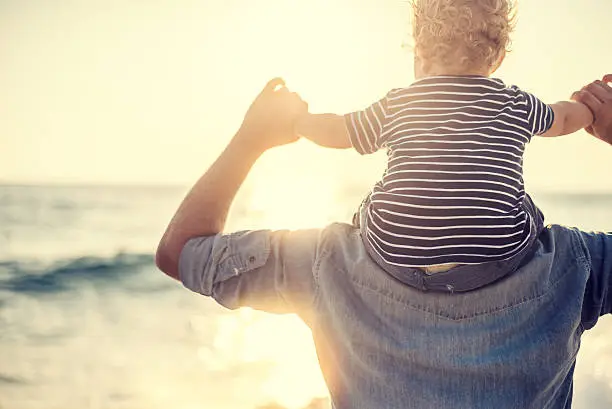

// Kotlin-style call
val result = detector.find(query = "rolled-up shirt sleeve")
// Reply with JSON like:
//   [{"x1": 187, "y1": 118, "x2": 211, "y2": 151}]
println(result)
[{"x1": 179, "y1": 229, "x2": 321, "y2": 317}]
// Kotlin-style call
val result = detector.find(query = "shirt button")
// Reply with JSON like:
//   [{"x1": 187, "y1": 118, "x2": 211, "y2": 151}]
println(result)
[
  {"x1": 233, "y1": 267, "x2": 240, "y2": 275},
  {"x1": 248, "y1": 256, "x2": 256, "y2": 264}
]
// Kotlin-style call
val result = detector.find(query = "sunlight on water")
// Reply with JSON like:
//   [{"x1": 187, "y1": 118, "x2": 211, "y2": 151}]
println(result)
[{"x1": 211, "y1": 310, "x2": 328, "y2": 409}]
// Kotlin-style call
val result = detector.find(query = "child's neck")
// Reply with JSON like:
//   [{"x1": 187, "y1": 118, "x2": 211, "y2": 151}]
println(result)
[
  {"x1": 415, "y1": 68, "x2": 491, "y2": 80},
  {"x1": 414, "y1": 60, "x2": 492, "y2": 80}
]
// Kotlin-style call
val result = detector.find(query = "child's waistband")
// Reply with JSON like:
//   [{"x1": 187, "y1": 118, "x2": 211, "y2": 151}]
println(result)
[{"x1": 353, "y1": 193, "x2": 545, "y2": 293}]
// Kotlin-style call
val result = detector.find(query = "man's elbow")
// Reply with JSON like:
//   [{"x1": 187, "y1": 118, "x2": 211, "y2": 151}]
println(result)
[{"x1": 155, "y1": 238, "x2": 181, "y2": 281}]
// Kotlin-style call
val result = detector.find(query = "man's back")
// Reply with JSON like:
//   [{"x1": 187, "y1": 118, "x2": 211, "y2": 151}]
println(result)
[
  {"x1": 314, "y1": 223, "x2": 585, "y2": 409},
  {"x1": 178, "y1": 222, "x2": 611, "y2": 409}
]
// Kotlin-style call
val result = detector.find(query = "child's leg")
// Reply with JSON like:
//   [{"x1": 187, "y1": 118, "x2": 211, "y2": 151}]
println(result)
[
  {"x1": 352, "y1": 194, "x2": 371, "y2": 228},
  {"x1": 421, "y1": 263, "x2": 461, "y2": 274}
]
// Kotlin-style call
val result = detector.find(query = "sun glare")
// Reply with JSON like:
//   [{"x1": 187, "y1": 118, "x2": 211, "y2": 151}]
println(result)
[{"x1": 244, "y1": 142, "x2": 341, "y2": 230}]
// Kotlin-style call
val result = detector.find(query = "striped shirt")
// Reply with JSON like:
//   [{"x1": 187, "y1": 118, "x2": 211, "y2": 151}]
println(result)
[{"x1": 345, "y1": 76, "x2": 554, "y2": 267}]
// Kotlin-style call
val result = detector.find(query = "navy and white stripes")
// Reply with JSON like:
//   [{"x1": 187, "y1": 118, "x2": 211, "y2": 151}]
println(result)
[{"x1": 345, "y1": 76, "x2": 554, "y2": 267}]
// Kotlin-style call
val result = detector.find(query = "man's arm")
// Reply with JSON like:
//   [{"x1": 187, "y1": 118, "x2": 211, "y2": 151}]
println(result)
[
  {"x1": 155, "y1": 78, "x2": 306, "y2": 280},
  {"x1": 578, "y1": 230, "x2": 612, "y2": 329},
  {"x1": 155, "y1": 138, "x2": 263, "y2": 280},
  {"x1": 573, "y1": 75, "x2": 612, "y2": 328},
  {"x1": 540, "y1": 100, "x2": 594, "y2": 138},
  {"x1": 296, "y1": 113, "x2": 352, "y2": 149},
  {"x1": 178, "y1": 228, "x2": 320, "y2": 316}
]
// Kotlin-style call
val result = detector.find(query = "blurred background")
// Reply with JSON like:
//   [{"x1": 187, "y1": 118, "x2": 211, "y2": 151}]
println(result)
[{"x1": 1, "y1": 0, "x2": 612, "y2": 408}]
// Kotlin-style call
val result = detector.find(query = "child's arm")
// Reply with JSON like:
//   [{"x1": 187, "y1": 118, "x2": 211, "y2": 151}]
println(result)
[
  {"x1": 295, "y1": 113, "x2": 352, "y2": 149},
  {"x1": 540, "y1": 100, "x2": 594, "y2": 138},
  {"x1": 297, "y1": 92, "x2": 390, "y2": 153}
]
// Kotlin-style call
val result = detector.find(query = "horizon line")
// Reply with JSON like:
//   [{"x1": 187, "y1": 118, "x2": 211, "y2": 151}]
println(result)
[{"x1": 1, "y1": 181, "x2": 612, "y2": 196}]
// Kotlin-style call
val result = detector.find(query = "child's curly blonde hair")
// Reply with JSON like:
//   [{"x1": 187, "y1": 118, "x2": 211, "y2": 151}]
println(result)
[{"x1": 411, "y1": 0, "x2": 516, "y2": 73}]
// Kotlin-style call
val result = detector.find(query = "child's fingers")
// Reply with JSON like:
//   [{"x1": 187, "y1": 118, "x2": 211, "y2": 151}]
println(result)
[
  {"x1": 602, "y1": 74, "x2": 612, "y2": 84},
  {"x1": 575, "y1": 90, "x2": 603, "y2": 114},
  {"x1": 263, "y1": 77, "x2": 286, "y2": 94}
]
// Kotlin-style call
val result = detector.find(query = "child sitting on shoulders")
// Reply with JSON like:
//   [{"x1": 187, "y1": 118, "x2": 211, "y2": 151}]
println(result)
[{"x1": 296, "y1": 0, "x2": 593, "y2": 282}]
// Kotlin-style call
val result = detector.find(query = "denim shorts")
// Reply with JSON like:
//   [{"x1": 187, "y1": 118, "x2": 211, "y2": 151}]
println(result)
[{"x1": 352, "y1": 194, "x2": 545, "y2": 293}]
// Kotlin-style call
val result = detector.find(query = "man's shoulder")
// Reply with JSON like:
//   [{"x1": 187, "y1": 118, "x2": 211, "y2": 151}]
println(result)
[
  {"x1": 319, "y1": 222, "x2": 361, "y2": 248},
  {"x1": 535, "y1": 224, "x2": 594, "y2": 273}
]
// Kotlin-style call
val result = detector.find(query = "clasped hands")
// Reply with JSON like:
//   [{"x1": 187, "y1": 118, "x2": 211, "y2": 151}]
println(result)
[
  {"x1": 235, "y1": 77, "x2": 308, "y2": 153},
  {"x1": 573, "y1": 74, "x2": 612, "y2": 144}
]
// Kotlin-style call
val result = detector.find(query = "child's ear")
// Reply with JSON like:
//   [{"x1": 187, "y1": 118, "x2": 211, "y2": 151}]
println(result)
[{"x1": 490, "y1": 49, "x2": 506, "y2": 75}]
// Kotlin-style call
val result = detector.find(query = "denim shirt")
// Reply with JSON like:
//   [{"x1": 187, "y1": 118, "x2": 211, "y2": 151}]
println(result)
[{"x1": 179, "y1": 223, "x2": 612, "y2": 409}]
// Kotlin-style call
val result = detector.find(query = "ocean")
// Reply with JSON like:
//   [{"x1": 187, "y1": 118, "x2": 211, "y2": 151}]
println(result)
[{"x1": 1, "y1": 185, "x2": 612, "y2": 409}]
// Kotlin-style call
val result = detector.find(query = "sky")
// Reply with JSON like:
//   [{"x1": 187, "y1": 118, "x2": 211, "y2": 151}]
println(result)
[{"x1": 1, "y1": 0, "x2": 612, "y2": 192}]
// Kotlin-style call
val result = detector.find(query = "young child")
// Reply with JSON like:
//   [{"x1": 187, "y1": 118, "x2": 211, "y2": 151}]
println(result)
[{"x1": 296, "y1": 0, "x2": 594, "y2": 276}]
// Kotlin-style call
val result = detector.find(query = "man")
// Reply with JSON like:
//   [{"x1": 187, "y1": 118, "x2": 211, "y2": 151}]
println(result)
[{"x1": 156, "y1": 75, "x2": 612, "y2": 409}]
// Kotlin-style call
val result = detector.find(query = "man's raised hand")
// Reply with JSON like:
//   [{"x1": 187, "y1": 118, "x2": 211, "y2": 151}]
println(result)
[{"x1": 237, "y1": 78, "x2": 308, "y2": 153}]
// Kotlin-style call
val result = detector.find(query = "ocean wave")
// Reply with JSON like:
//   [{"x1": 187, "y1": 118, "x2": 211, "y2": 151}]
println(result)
[{"x1": 0, "y1": 253, "x2": 156, "y2": 295}]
